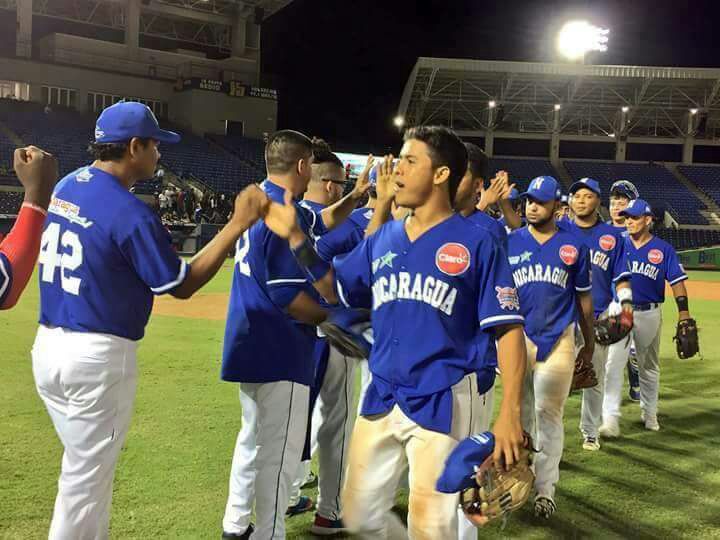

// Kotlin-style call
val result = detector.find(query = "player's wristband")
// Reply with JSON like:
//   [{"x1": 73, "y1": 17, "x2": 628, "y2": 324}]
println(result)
[
  {"x1": 617, "y1": 287, "x2": 633, "y2": 308},
  {"x1": 676, "y1": 295, "x2": 689, "y2": 312},
  {"x1": 291, "y1": 237, "x2": 331, "y2": 283}
]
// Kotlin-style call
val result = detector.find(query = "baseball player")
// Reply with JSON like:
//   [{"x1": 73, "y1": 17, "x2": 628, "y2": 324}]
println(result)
[
  {"x1": 605, "y1": 180, "x2": 642, "y2": 404},
  {"x1": 32, "y1": 102, "x2": 269, "y2": 540},
  {"x1": 262, "y1": 125, "x2": 526, "y2": 539},
  {"x1": 602, "y1": 199, "x2": 690, "y2": 432},
  {"x1": 509, "y1": 176, "x2": 593, "y2": 519},
  {"x1": 221, "y1": 130, "x2": 370, "y2": 540},
  {"x1": 564, "y1": 178, "x2": 632, "y2": 451},
  {"x1": 287, "y1": 142, "x2": 359, "y2": 532},
  {"x1": 1, "y1": 147, "x2": 57, "y2": 311}
]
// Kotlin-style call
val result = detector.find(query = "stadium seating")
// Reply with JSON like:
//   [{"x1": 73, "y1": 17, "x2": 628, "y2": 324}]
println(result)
[
  {"x1": 677, "y1": 165, "x2": 720, "y2": 207},
  {"x1": 564, "y1": 161, "x2": 708, "y2": 225},
  {"x1": 208, "y1": 134, "x2": 266, "y2": 173},
  {"x1": 655, "y1": 227, "x2": 720, "y2": 251},
  {"x1": 489, "y1": 158, "x2": 558, "y2": 191},
  {"x1": 0, "y1": 191, "x2": 24, "y2": 215}
]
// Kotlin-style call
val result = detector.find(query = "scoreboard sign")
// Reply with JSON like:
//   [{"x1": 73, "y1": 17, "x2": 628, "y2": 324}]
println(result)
[{"x1": 179, "y1": 78, "x2": 277, "y2": 100}]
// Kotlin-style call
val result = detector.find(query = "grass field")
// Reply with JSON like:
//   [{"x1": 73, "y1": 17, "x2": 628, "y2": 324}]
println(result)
[{"x1": 1, "y1": 268, "x2": 719, "y2": 539}]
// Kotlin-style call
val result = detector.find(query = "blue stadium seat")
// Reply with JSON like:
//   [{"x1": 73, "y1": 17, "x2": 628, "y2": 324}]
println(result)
[
  {"x1": 489, "y1": 158, "x2": 559, "y2": 192},
  {"x1": 677, "y1": 165, "x2": 720, "y2": 208},
  {"x1": 564, "y1": 161, "x2": 707, "y2": 225},
  {"x1": 0, "y1": 191, "x2": 24, "y2": 215}
]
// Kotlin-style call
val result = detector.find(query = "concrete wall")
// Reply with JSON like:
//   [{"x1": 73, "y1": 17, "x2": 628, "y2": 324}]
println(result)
[{"x1": 169, "y1": 89, "x2": 276, "y2": 137}]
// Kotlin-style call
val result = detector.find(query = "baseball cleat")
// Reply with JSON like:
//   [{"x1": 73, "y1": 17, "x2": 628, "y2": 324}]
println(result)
[
  {"x1": 222, "y1": 523, "x2": 254, "y2": 539},
  {"x1": 301, "y1": 471, "x2": 318, "y2": 489},
  {"x1": 643, "y1": 414, "x2": 660, "y2": 431},
  {"x1": 286, "y1": 496, "x2": 315, "y2": 517},
  {"x1": 599, "y1": 418, "x2": 620, "y2": 438},
  {"x1": 310, "y1": 514, "x2": 348, "y2": 536},
  {"x1": 534, "y1": 496, "x2": 557, "y2": 519},
  {"x1": 582, "y1": 437, "x2": 601, "y2": 451},
  {"x1": 629, "y1": 386, "x2": 641, "y2": 402}
]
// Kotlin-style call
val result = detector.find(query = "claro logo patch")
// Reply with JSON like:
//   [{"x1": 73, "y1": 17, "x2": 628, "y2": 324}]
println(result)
[{"x1": 436, "y1": 243, "x2": 471, "y2": 276}]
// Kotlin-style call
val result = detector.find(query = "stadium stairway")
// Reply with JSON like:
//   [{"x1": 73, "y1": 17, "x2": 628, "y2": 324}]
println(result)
[
  {"x1": 554, "y1": 160, "x2": 574, "y2": 192},
  {"x1": 0, "y1": 119, "x2": 23, "y2": 147},
  {"x1": 668, "y1": 163, "x2": 720, "y2": 227}
]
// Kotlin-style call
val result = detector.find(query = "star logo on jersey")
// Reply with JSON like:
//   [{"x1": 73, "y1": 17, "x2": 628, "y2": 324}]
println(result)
[
  {"x1": 519, "y1": 251, "x2": 533, "y2": 263},
  {"x1": 648, "y1": 249, "x2": 664, "y2": 264},
  {"x1": 436, "y1": 242, "x2": 471, "y2": 276},
  {"x1": 559, "y1": 244, "x2": 579, "y2": 265},
  {"x1": 372, "y1": 250, "x2": 398, "y2": 273},
  {"x1": 495, "y1": 286, "x2": 520, "y2": 311},
  {"x1": 599, "y1": 234, "x2": 616, "y2": 251}
]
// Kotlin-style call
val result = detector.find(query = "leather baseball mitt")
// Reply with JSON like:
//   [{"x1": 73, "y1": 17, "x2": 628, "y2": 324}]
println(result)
[
  {"x1": 593, "y1": 310, "x2": 633, "y2": 346},
  {"x1": 673, "y1": 318, "x2": 699, "y2": 359},
  {"x1": 571, "y1": 358, "x2": 598, "y2": 391}
]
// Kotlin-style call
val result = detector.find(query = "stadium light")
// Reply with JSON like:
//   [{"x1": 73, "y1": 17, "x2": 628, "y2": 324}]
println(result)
[
  {"x1": 393, "y1": 115, "x2": 405, "y2": 128},
  {"x1": 621, "y1": 106, "x2": 630, "y2": 113},
  {"x1": 554, "y1": 103, "x2": 562, "y2": 111},
  {"x1": 690, "y1": 108, "x2": 699, "y2": 115},
  {"x1": 608, "y1": 133, "x2": 616, "y2": 138},
  {"x1": 557, "y1": 20, "x2": 609, "y2": 61},
  {"x1": 488, "y1": 100, "x2": 497, "y2": 109}
]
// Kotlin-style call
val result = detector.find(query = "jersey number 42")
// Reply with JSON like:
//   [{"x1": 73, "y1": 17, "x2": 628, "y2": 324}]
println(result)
[
  {"x1": 235, "y1": 230, "x2": 251, "y2": 277},
  {"x1": 39, "y1": 222, "x2": 83, "y2": 295}
]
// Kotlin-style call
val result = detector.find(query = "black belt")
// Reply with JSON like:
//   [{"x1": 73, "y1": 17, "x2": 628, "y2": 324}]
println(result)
[{"x1": 634, "y1": 303, "x2": 660, "y2": 312}]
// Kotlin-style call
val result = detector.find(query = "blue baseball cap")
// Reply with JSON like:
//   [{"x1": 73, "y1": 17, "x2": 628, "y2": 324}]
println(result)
[
  {"x1": 619, "y1": 198, "x2": 653, "y2": 217},
  {"x1": 436, "y1": 432, "x2": 495, "y2": 493},
  {"x1": 610, "y1": 180, "x2": 639, "y2": 200},
  {"x1": 94, "y1": 102, "x2": 180, "y2": 144},
  {"x1": 522, "y1": 176, "x2": 561, "y2": 203},
  {"x1": 508, "y1": 187, "x2": 520, "y2": 201},
  {"x1": 570, "y1": 177, "x2": 601, "y2": 197}
]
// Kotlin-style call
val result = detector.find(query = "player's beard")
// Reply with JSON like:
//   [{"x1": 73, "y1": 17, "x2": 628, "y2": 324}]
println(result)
[{"x1": 528, "y1": 212, "x2": 554, "y2": 229}]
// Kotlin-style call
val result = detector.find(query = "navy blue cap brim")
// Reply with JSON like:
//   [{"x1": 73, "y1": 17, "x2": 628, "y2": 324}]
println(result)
[
  {"x1": 522, "y1": 192, "x2": 557, "y2": 203},
  {"x1": 619, "y1": 209, "x2": 650, "y2": 217},
  {"x1": 154, "y1": 129, "x2": 181, "y2": 143},
  {"x1": 569, "y1": 182, "x2": 600, "y2": 196}
]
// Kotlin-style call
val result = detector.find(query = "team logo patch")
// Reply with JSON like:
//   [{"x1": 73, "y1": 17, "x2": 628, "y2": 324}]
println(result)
[
  {"x1": 559, "y1": 244, "x2": 578, "y2": 265},
  {"x1": 436, "y1": 243, "x2": 471, "y2": 276},
  {"x1": 599, "y1": 234, "x2": 616, "y2": 251},
  {"x1": 495, "y1": 286, "x2": 520, "y2": 311},
  {"x1": 648, "y1": 249, "x2": 664, "y2": 264}
]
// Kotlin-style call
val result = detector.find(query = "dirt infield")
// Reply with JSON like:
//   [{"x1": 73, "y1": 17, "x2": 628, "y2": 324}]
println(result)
[
  {"x1": 152, "y1": 281, "x2": 720, "y2": 321},
  {"x1": 153, "y1": 293, "x2": 228, "y2": 320}
]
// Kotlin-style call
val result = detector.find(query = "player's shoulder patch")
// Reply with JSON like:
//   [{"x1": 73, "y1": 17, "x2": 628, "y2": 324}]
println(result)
[
  {"x1": 599, "y1": 234, "x2": 616, "y2": 251},
  {"x1": 436, "y1": 242, "x2": 471, "y2": 276},
  {"x1": 495, "y1": 286, "x2": 520, "y2": 311},
  {"x1": 648, "y1": 248, "x2": 664, "y2": 265}
]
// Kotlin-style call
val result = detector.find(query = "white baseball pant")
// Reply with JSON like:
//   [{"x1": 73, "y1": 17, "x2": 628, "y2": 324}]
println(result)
[
  {"x1": 31, "y1": 324, "x2": 138, "y2": 540},
  {"x1": 356, "y1": 358, "x2": 372, "y2": 416},
  {"x1": 521, "y1": 324, "x2": 575, "y2": 499},
  {"x1": 223, "y1": 381, "x2": 309, "y2": 540},
  {"x1": 342, "y1": 373, "x2": 486, "y2": 540}
]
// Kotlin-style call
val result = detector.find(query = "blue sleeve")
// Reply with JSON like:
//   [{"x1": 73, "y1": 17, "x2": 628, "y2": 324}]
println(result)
[
  {"x1": 117, "y1": 216, "x2": 187, "y2": 295},
  {"x1": 611, "y1": 233, "x2": 631, "y2": 283},
  {"x1": 316, "y1": 219, "x2": 363, "y2": 262},
  {"x1": 297, "y1": 203, "x2": 328, "y2": 239},
  {"x1": 334, "y1": 236, "x2": 373, "y2": 309},
  {"x1": 575, "y1": 244, "x2": 592, "y2": 292},
  {"x1": 495, "y1": 221, "x2": 508, "y2": 251},
  {"x1": 665, "y1": 246, "x2": 688, "y2": 285},
  {"x1": 477, "y1": 239, "x2": 525, "y2": 331},
  {"x1": 264, "y1": 229, "x2": 311, "y2": 308},
  {"x1": 0, "y1": 252, "x2": 12, "y2": 306}
]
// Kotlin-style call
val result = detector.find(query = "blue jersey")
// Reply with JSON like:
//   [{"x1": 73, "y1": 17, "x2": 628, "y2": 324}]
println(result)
[
  {"x1": 334, "y1": 213, "x2": 523, "y2": 434},
  {"x1": 222, "y1": 180, "x2": 328, "y2": 385},
  {"x1": 610, "y1": 222, "x2": 630, "y2": 238},
  {"x1": 625, "y1": 236, "x2": 687, "y2": 304},
  {"x1": 38, "y1": 167, "x2": 187, "y2": 341},
  {"x1": 560, "y1": 220, "x2": 630, "y2": 316},
  {"x1": 316, "y1": 206, "x2": 373, "y2": 262},
  {"x1": 508, "y1": 227, "x2": 591, "y2": 361},
  {"x1": 0, "y1": 252, "x2": 11, "y2": 306},
  {"x1": 467, "y1": 210, "x2": 508, "y2": 250},
  {"x1": 498, "y1": 215, "x2": 525, "y2": 235}
]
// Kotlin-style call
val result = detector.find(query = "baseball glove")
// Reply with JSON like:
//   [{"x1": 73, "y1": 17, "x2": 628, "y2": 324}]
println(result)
[
  {"x1": 319, "y1": 307, "x2": 373, "y2": 358},
  {"x1": 593, "y1": 310, "x2": 633, "y2": 346},
  {"x1": 673, "y1": 318, "x2": 699, "y2": 359},
  {"x1": 571, "y1": 358, "x2": 598, "y2": 391},
  {"x1": 460, "y1": 436, "x2": 535, "y2": 523}
]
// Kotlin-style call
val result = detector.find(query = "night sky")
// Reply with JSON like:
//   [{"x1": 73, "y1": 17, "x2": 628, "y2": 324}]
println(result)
[{"x1": 261, "y1": 0, "x2": 720, "y2": 153}]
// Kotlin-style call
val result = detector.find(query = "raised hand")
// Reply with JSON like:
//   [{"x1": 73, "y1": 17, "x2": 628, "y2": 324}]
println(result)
[
  {"x1": 375, "y1": 154, "x2": 395, "y2": 201},
  {"x1": 264, "y1": 190, "x2": 301, "y2": 241},
  {"x1": 13, "y1": 146, "x2": 58, "y2": 209},
  {"x1": 231, "y1": 184, "x2": 270, "y2": 230},
  {"x1": 350, "y1": 154, "x2": 374, "y2": 199}
]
